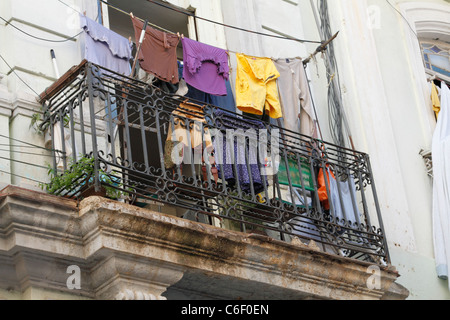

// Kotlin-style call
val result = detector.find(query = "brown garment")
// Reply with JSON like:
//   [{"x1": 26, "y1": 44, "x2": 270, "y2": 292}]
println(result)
[
  {"x1": 131, "y1": 17, "x2": 180, "y2": 84},
  {"x1": 164, "y1": 101, "x2": 218, "y2": 183},
  {"x1": 165, "y1": 101, "x2": 213, "y2": 165}
]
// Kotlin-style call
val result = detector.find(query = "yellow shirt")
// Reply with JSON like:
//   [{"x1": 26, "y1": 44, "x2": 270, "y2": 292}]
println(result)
[
  {"x1": 235, "y1": 53, "x2": 283, "y2": 119},
  {"x1": 432, "y1": 83, "x2": 441, "y2": 118}
]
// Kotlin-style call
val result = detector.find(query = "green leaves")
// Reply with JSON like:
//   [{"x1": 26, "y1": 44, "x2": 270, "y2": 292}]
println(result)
[
  {"x1": 43, "y1": 155, "x2": 126, "y2": 200},
  {"x1": 44, "y1": 156, "x2": 95, "y2": 196}
]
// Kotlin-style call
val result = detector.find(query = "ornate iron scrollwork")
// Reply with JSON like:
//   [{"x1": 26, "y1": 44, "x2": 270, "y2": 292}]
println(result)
[{"x1": 39, "y1": 62, "x2": 390, "y2": 265}]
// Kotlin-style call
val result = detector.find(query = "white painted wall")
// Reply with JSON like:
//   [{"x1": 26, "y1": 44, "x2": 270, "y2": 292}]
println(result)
[
  {"x1": 0, "y1": 0, "x2": 229, "y2": 192},
  {"x1": 359, "y1": 0, "x2": 449, "y2": 300},
  {"x1": 221, "y1": 0, "x2": 450, "y2": 299},
  {"x1": 1, "y1": 0, "x2": 450, "y2": 299},
  {"x1": 319, "y1": 0, "x2": 450, "y2": 299},
  {"x1": 326, "y1": 0, "x2": 450, "y2": 300},
  {"x1": 0, "y1": 0, "x2": 88, "y2": 190}
]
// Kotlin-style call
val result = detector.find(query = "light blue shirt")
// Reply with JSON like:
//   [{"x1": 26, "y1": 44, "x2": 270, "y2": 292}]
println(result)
[{"x1": 80, "y1": 15, "x2": 132, "y2": 76}]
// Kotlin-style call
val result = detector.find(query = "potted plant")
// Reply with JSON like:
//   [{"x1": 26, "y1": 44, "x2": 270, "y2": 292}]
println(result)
[{"x1": 42, "y1": 155, "x2": 126, "y2": 200}]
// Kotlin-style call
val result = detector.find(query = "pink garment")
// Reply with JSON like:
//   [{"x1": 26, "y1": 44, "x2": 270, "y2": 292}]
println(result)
[{"x1": 182, "y1": 37, "x2": 229, "y2": 96}]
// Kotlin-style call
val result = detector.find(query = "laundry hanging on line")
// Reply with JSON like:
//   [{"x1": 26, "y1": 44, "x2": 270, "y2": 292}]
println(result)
[
  {"x1": 432, "y1": 81, "x2": 450, "y2": 283},
  {"x1": 273, "y1": 57, "x2": 316, "y2": 138},
  {"x1": 318, "y1": 166, "x2": 362, "y2": 225},
  {"x1": 213, "y1": 109, "x2": 268, "y2": 195},
  {"x1": 131, "y1": 16, "x2": 180, "y2": 85},
  {"x1": 164, "y1": 100, "x2": 214, "y2": 169},
  {"x1": 235, "y1": 53, "x2": 283, "y2": 120},
  {"x1": 80, "y1": 14, "x2": 133, "y2": 76},
  {"x1": 432, "y1": 82, "x2": 441, "y2": 118},
  {"x1": 185, "y1": 80, "x2": 237, "y2": 114},
  {"x1": 181, "y1": 37, "x2": 230, "y2": 96},
  {"x1": 80, "y1": 14, "x2": 320, "y2": 134}
]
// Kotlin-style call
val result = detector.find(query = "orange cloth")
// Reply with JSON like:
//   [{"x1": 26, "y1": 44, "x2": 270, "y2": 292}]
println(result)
[{"x1": 317, "y1": 166, "x2": 336, "y2": 211}]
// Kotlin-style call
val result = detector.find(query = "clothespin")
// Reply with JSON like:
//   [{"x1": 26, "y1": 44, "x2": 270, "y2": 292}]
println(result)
[
  {"x1": 83, "y1": 11, "x2": 86, "y2": 16},
  {"x1": 130, "y1": 12, "x2": 134, "y2": 18}
]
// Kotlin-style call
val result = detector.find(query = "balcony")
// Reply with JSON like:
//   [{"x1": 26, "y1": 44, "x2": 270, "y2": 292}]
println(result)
[{"x1": 38, "y1": 60, "x2": 390, "y2": 267}]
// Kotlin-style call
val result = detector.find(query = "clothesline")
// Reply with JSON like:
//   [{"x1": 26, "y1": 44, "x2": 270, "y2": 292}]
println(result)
[
  {"x1": 100, "y1": 0, "x2": 174, "y2": 35},
  {"x1": 81, "y1": 12, "x2": 324, "y2": 141},
  {"x1": 303, "y1": 31, "x2": 339, "y2": 65},
  {"x1": 71, "y1": 0, "x2": 323, "y2": 65},
  {"x1": 428, "y1": 76, "x2": 450, "y2": 89},
  {"x1": 99, "y1": 0, "x2": 336, "y2": 65},
  {"x1": 100, "y1": 0, "x2": 322, "y2": 45}
]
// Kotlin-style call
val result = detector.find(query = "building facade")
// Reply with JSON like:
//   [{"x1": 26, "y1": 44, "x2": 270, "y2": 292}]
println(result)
[{"x1": 0, "y1": 0, "x2": 449, "y2": 300}]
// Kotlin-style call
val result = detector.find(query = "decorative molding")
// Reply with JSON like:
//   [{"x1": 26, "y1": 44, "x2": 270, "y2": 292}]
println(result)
[
  {"x1": 396, "y1": 1, "x2": 450, "y2": 141},
  {"x1": 0, "y1": 186, "x2": 409, "y2": 300},
  {"x1": 6, "y1": 66, "x2": 58, "y2": 84},
  {"x1": 399, "y1": 2, "x2": 450, "y2": 42},
  {"x1": 79, "y1": 196, "x2": 407, "y2": 300}
]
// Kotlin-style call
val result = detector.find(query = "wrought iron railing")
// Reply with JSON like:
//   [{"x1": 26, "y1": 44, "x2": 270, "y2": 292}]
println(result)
[{"x1": 39, "y1": 61, "x2": 390, "y2": 265}]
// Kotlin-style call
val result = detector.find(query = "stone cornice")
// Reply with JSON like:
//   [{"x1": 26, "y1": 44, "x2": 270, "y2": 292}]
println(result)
[
  {"x1": 0, "y1": 89, "x2": 41, "y2": 119},
  {"x1": 0, "y1": 88, "x2": 13, "y2": 117},
  {"x1": 78, "y1": 197, "x2": 404, "y2": 300},
  {"x1": 399, "y1": 1, "x2": 450, "y2": 42},
  {"x1": 0, "y1": 185, "x2": 409, "y2": 300}
]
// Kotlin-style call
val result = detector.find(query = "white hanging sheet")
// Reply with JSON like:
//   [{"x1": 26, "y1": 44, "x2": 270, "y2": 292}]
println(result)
[{"x1": 432, "y1": 82, "x2": 450, "y2": 282}]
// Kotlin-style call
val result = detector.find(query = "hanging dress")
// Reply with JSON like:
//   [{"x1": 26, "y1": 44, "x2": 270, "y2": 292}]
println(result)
[{"x1": 432, "y1": 82, "x2": 450, "y2": 282}]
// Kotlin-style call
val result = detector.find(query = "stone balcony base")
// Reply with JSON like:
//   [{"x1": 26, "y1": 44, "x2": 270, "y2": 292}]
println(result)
[{"x1": 0, "y1": 185, "x2": 409, "y2": 300}]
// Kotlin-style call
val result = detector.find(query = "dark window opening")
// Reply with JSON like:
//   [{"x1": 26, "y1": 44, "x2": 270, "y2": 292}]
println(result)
[{"x1": 107, "y1": 0, "x2": 195, "y2": 60}]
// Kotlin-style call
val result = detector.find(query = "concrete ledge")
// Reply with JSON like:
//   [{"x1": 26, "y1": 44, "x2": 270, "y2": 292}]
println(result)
[{"x1": 0, "y1": 185, "x2": 409, "y2": 300}]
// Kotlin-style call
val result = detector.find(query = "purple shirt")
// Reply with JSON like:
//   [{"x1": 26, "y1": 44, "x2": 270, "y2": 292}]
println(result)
[{"x1": 182, "y1": 37, "x2": 229, "y2": 96}]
